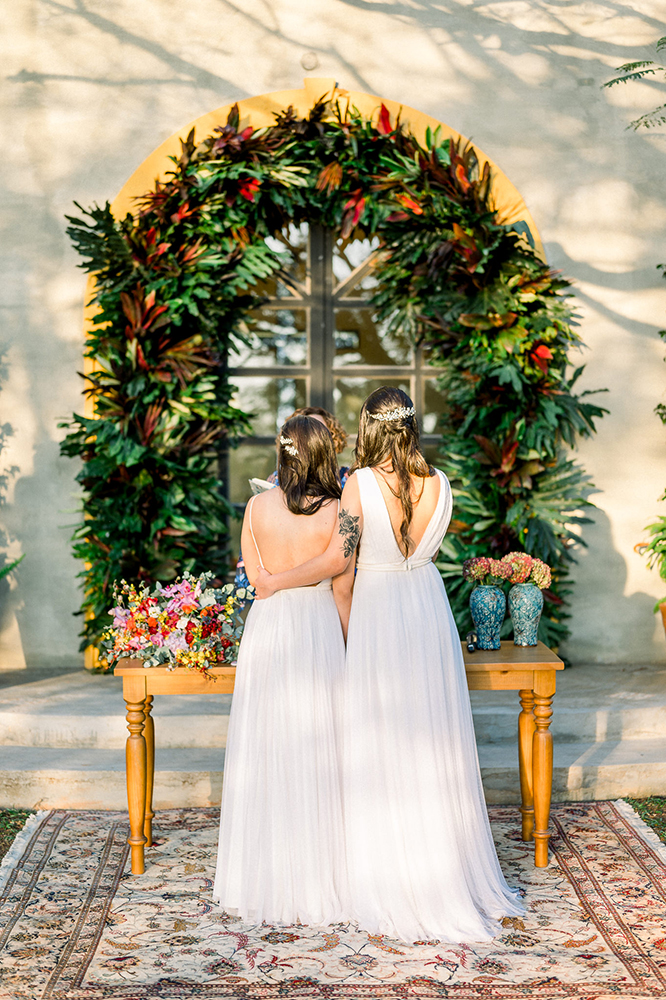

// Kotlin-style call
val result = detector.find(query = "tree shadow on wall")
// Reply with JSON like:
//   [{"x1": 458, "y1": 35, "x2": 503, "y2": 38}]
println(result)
[
  {"x1": 0, "y1": 347, "x2": 21, "y2": 642},
  {"x1": 564, "y1": 506, "x2": 661, "y2": 664}
]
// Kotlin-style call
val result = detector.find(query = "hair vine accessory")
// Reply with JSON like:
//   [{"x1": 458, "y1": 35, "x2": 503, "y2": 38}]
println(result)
[
  {"x1": 279, "y1": 435, "x2": 298, "y2": 458},
  {"x1": 369, "y1": 405, "x2": 416, "y2": 422}
]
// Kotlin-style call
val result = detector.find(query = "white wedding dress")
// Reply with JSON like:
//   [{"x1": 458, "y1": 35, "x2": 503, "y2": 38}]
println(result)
[
  {"x1": 342, "y1": 467, "x2": 524, "y2": 943},
  {"x1": 213, "y1": 501, "x2": 348, "y2": 926}
]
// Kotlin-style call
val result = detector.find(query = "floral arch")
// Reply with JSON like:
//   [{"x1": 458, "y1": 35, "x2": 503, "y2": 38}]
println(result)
[{"x1": 62, "y1": 79, "x2": 604, "y2": 663}]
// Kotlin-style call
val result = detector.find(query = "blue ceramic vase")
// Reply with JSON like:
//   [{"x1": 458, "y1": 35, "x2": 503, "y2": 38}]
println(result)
[
  {"x1": 508, "y1": 583, "x2": 544, "y2": 646},
  {"x1": 469, "y1": 585, "x2": 506, "y2": 650}
]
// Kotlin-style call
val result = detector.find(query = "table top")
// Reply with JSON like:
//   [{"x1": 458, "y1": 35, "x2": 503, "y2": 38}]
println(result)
[
  {"x1": 115, "y1": 660, "x2": 235, "y2": 677},
  {"x1": 115, "y1": 641, "x2": 563, "y2": 679},
  {"x1": 462, "y1": 640, "x2": 563, "y2": 671}
]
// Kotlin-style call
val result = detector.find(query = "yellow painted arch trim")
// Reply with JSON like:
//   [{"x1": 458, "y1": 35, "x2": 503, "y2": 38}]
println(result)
[{"x1": 110, "y1": 78, "x2": 543, "y2": 254}]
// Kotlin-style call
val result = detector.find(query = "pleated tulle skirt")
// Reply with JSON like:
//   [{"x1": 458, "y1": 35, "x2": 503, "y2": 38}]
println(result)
[
  {"x1": 213, "y1": 583, "x2": 348, "y2": 926},
  {"x1": 342, "y1": 563, "x2": 524, "y2": 943}
]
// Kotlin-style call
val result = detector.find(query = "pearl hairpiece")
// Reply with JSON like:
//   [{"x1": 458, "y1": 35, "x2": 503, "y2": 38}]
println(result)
[
  {"x1": 279, "y1": 435, "x2": 298, "y2": 457},
  {"x1": 369, "y1": 405, "x2": 416, "y2": 422}
]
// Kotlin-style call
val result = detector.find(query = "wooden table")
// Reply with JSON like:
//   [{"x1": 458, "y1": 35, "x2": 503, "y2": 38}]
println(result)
[
  {"x1": 116, "y1": 639, "x2": 563, "y2": 875},
  {"x1": 463, "y1": 641, "x2": 564, "y2": 867},
  {"x1": 115, "y1": 661, "x2": 235, "y2": 875}
]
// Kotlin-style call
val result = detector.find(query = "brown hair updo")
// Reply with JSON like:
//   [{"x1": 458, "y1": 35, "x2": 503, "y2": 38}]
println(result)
[
  {"x1": 276, "y1": 415, "x2": 342, "y2": 515},
  {"x1": 290, "y1": 407, "x2": 348, "y2": 455},
  {"x1": 353, "y1": 387, "x2": 433, "y2": 554}
]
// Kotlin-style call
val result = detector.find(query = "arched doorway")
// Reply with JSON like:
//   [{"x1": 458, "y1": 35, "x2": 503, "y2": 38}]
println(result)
[
  {"x1": 72, "y1": 79, "x2": 552, "y2": 665},
  {"x1": 91, "y1": 77, "x2": 543, "y2": 527}
]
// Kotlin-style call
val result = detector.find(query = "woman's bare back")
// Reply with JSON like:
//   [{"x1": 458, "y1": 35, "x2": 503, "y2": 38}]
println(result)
[
  {"x1": 241, "y1": 488, "x2": 339, "y2": 586},
  {"x1": 370, "y1": 467, "x2": 441, "y2": 557}
]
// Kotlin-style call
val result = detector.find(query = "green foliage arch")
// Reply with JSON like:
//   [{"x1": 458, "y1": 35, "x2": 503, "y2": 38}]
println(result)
[{"x1": 62, "y1": 98, "x2": 606, "y2": 655}]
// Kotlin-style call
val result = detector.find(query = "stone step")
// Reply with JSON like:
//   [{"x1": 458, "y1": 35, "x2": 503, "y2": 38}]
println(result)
[
  {"x1": 1, "y1": 663, "x2": 665, "y2": 748},
  {"x1": 0, "y1": 672, "x2": 231, "y2": 749},
  {"x1": 1, "y1": 738, "x2": 665, "y2": 810}
]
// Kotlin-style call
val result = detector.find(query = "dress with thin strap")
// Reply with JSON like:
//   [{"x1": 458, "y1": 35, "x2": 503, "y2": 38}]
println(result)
[
  {"x1": 342, "y1": 468, "x2": 523, "y2": 943},
  {"x1": 213, "y1": 496, "x2": 348, "y2": 925}
]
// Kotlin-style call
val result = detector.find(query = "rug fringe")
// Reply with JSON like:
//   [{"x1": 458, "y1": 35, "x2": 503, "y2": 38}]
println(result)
[
  {"x1": 614, "y1": 798, "x2": 666, "y2": 864},
  {"x1": 0, "y1": 811, "x2": 50, "y2": 893}
]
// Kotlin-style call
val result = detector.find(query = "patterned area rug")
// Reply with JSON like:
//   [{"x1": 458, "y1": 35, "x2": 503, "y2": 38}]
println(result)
[{"x1": 1, "y1": 803, "x2": 665, "y2": 998}]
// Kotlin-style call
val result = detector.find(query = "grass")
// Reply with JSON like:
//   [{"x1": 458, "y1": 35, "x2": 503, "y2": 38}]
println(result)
[
  {"x1": 625, "y1": 796, "x2": 666, "y2": 843},
  {"x1": 0, "y1": 810, "x2": 34, "y2": 863}
]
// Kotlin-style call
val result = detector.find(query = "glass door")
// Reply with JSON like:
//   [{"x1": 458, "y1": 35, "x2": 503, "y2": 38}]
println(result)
[{"x1": 227, "y1": 223, "x2": 446, "y2": 543}]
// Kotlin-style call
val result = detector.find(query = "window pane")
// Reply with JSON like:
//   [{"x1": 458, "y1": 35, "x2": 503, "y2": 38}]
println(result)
[
  {"x1": 423, "y1": 443, "x2": 443, "y2": 471},
  {"x1": 227, "y1": 444, "x2": 278, "y2": 572},
  {"x1": 334, "y1": 309, "x2": 412, "y2": 366},
  {"x1": 333, "y1": 235, "x2": 381, "y2": 292},
  {"x1": 334, "y1": 377, "x2": 412, "y2": 436},
  {"x1": 228, "y1": 444, "x2": 277, "y2": 504},
  {"x1": 230, "y1": 309, "x2": 308, "y2": 367},
  {"x1": 231, "y1": 377, "x2": 307, "y2": 436},
  {"x1": 423, "y1": 377, "x2": 447, "y2": 435}
]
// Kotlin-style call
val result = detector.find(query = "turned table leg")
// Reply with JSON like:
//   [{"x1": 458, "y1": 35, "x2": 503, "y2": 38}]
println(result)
[
  {"x1": 518, "y1": 689, "x2": 536, "y2": 842},
  {"x1": 143, "y1": 695, "x2": 155, "y2": 848},
  {"x1": 124, "y1": 690, "x2": 148, "y2": 874},
  {"x1": 533, "y1": 671, "x2": 555, "y2": 867}
]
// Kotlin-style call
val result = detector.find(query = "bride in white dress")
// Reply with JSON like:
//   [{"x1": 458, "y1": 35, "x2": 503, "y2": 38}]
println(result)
[
  {"x1": 213, "y1": 414, "x2": 348, "y2": 926},
  {"x1": 256, "y1": 387, "x2": 523, "y2": 943}
]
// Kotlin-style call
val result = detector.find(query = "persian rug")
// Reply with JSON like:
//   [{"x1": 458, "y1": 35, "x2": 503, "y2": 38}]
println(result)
[{"x1": 1, "y1": 802, "x2": 665, "y2": 999}]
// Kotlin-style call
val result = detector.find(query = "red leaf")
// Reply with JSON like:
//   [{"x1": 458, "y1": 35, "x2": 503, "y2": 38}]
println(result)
[
  {"x1": 531, "y1": 344, "x2": 554, "y2": 374},
  {"x1": 377, "y1": 103, "x2": 392, "y2": 135},
  {"x1": 170, "y1": 201, "x2": 198, "y2": 224},
  {"x1": 135, "y1": 342, "x2": 149, "y2": 372},
  {"x1": 454, "y1": 162, "x2": 471, "y2": 194},
  {"x1": 341, "y1": 190, "x2": 365, "y2": 238},
  {"x1": 316, "y1": 162, "x2": 343, "y2": 193},
  {"x1": 352, "y1": 196, "x2": 365, "y2": 227},
  {"x1": 386, "y1": 211, "x2": 409, "y2": 222},
  {"x1": 396, "y1": 193, "x2": 423, "y2": 215},
  {"x1": 499, "y1": 440, "x2": 519, "y2": 473},
  {"x1": 238, "y1": 177, "x2": 261, "y2": 202},
  {"x1": 472, "y1": 435, "x2": 502, "y2": 465}
]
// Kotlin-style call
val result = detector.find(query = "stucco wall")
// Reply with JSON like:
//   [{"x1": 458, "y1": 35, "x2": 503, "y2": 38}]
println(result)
[{"x1": 1, "y1": 0, "x2": 665, "y2": 668}]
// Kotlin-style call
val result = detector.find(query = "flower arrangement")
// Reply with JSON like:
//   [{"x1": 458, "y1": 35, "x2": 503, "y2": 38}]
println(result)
[
  {"x1": 463, "y1": 557, "x2": 513, "y2": 586},
  {"x1": 502, "y1": 551, "x2": 552, "y2": 590},
  {"x1": 463, "y1": 553, "x2": 552, "y2": 590},
  {"x1": 102, "y1": 572, "x2": 251, "y2": 673}
]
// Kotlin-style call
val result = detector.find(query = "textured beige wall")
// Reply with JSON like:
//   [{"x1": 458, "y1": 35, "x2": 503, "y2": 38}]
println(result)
[{"x1": 1, "y1": 0, "x2": 665, "y2": 667}]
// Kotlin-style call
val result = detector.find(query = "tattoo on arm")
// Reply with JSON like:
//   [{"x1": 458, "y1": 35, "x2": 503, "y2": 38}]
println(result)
[{"x1": 338, "y1": 509, "x2": 360, "y2": 559}]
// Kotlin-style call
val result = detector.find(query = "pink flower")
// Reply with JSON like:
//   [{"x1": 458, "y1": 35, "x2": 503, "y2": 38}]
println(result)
[
  {"x1": 501, "y1": 551, "x2": 533, "y2": 584},
  {"x1": 530, "y1": 558, "x2": 552, "y2": 589},
  {"x1": 463, "y1": 557, "x2": 491, "y2": 583},
  {"x1": 165, "y1": 631, "x2": 188, "y2": 652},
  {"x1": 489, "y1": 559, "x2": 513, "y2": 582},
  {"x1": 112, "y1": 607, "x2": 131, "y2": 629}
]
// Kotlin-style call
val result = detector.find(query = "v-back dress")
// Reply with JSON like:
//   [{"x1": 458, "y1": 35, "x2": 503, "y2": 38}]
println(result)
[
  {"x1": 342, "y1": 468, "x2": 523, "y2": 943},
  {"x1": 213, "y1": 497, "x2": 348, "y2": 926}
]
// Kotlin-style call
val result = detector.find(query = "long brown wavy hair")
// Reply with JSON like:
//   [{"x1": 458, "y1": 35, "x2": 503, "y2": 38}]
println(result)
[
  {"x1": 276, "y1": 415, "x2": 342, "y2": 515},
  {"x1": 353, "y1": 387, "x2": 433, "y2": 554}
]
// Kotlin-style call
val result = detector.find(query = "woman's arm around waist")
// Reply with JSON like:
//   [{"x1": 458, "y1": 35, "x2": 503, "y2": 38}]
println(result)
[{"x1": 254, "y1": 475, "x2": 362, "y2": 598}]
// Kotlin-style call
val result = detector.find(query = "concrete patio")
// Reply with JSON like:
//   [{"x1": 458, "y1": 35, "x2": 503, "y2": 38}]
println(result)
[{"x1": 1, "y1": 661, "x2": 665, "y2": 810}]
